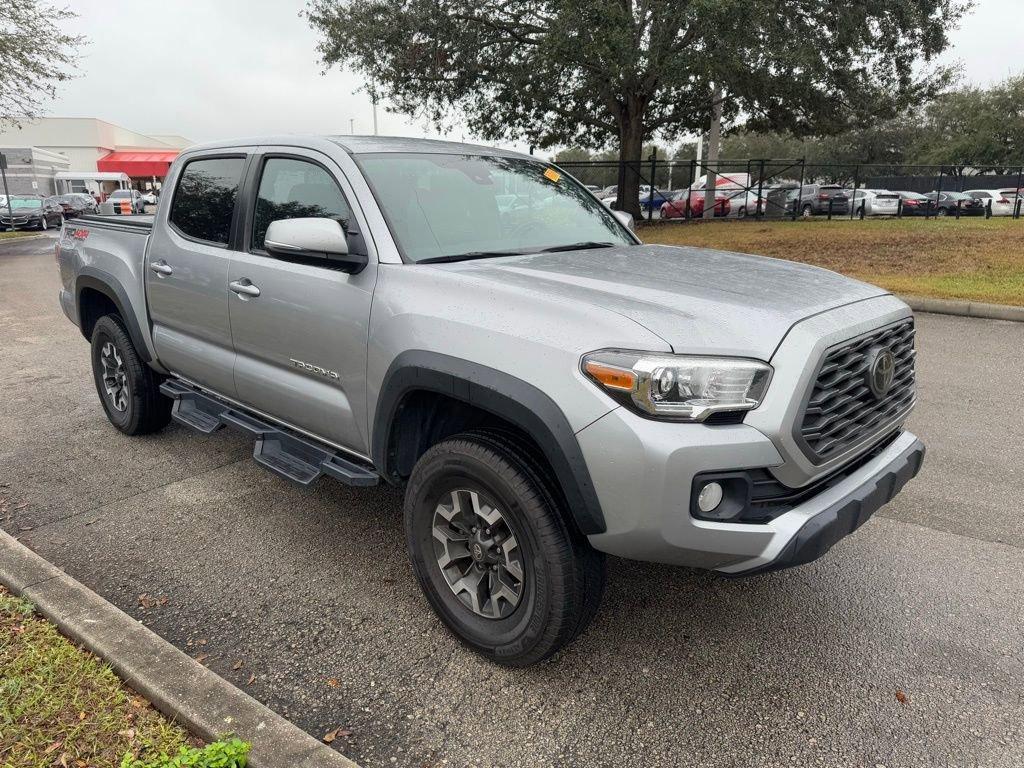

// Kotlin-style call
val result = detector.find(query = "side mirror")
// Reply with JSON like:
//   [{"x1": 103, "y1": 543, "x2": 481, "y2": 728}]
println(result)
[
  {"x1": 612, "y1": 209, "x2": 634, "y2": 231},
  {"x1": 264, "y1": 217, "x2": 367, "y2": 274}
]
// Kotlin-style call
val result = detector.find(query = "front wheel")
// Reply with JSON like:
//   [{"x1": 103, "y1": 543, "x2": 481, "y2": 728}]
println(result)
[
  {"x1": 90, "y1": 315, "x2": 172, "y2": 435},
  {"x1": 39, "y1": 216, "x2": 48, "y2": 231},
  {"x1": 404, "y1": 431, "x2": 605, "y2": 666},
  {"x1": 936, "y1": 207, "x2": 947, "y2": 217}
]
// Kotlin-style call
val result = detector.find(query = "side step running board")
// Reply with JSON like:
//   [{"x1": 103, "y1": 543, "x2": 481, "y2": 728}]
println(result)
[{"x1": 159, "y1": 380, "x2": 379, "y2": 488}]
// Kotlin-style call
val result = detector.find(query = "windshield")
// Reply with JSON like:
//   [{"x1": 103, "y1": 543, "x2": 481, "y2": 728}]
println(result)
[
  {"x1": 356, "y1": 153, "x2": 634, "y2": 263},
  {"x1": 9, "y1": 198, "x2": 42, "y2": 209},
  {"x1": 109, "y1": 190, "x2": 131, "y2": 199}
]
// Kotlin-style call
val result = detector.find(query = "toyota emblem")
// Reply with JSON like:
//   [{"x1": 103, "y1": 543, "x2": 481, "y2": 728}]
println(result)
[{"x1": 865, "y1": 346, "x2": 896, "y2": 400}]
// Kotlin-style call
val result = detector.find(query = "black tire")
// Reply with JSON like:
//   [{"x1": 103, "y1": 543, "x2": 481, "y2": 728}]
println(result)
[
  {"x1": 936, "y1": 207, "x2": 947, "y2": 217},
  {"x1": 404, "y1": 430, "x2": 606, "y2": 666},
  {"x1": 801, "y1": 204, "x2": 813, "y2": 219},
  {"x1": 737, "y1": 205, "x2": 747, "y2": 219},
  {"x1": 90, "y1": 314, "x2": 172, "y2": 435},
  {"x1": 39, "y1": 216, "x2": 48, "y2": 231}
]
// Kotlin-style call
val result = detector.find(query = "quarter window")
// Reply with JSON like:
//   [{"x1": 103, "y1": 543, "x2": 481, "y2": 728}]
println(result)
[
  {"x1": 252, "y1": 157, "x2": 351, "y2": 251},
  {"x1": 169, "y1": 157, "x2": 245, "y2": 245}
]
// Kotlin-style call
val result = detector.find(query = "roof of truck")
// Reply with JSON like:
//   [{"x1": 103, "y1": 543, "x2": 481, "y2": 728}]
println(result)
[{"x1": 179, "y1": 135, "x2": 529, "y2": 159}]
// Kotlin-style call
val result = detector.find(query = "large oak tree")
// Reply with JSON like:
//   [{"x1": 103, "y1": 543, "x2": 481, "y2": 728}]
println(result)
[{"x1": 307, "y1": 0, "x2": 966, "y2": 216}]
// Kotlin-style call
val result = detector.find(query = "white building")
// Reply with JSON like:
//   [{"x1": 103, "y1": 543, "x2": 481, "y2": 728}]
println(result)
[{"x1": 0, "y1": 118, "x2": 192, "y2": 193}]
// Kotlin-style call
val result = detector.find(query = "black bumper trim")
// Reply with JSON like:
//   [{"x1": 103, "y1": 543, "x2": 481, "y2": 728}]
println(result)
[{"x1": 728, "y1": 437, "x2": 926, "y2": 577}]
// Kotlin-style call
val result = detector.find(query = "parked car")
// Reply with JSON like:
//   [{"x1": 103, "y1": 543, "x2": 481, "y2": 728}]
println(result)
[
  {"x1": 851, "y1": 189, "x2": 901, "y2": 217},
  {"x1": 893, "y1": 191, "x2": 937, "y2": 216},
  {"x1": 926, "y1": 191, "x2": 985, "y2": 217},
  {"x1": 795, "y1": 184, "x2": 851, "y2": 217},
  {"x1": 659, "y1": 187, "x2": 731, "y2": 218},
  {"x1": 107, "y1": 188, "x2": 146, "y2": 214},
  {"x1": 997, "y1": 188, "x2": 1023, "y2": 214},
  {"x1": 56, "y1": 193, "x2": 95, "y2": 219},
  {"x1": 73, "y1": 193, "x2": 100, "y2": 213},
  {"x1": 639, "y1": 187, "x2": 671, "y2": 212},
  {"x1": 0, "y1": 194, "x2": 64, "y2": 230},
  {"x1": 57, "y1": 135, "x2": 924, "y2": 666},
  {"x1": 141, "y1": 191, "x2": 159, "y2": 206},
  {"x1": 963, "y1": 189, "x2": 1015, "y2": 216}
]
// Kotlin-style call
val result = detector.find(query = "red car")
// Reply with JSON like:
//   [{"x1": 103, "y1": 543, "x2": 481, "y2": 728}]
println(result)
[{"x1": 660, "y1": 189, "x2": 731, "y2": 219}]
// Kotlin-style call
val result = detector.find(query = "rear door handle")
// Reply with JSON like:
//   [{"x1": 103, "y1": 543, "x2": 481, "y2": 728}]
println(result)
[
  {"x1": 228, "y1": 279, "x2": 261, "y2": 298},
  {"x1": 149, "y1": 260, "x2": 173, "y2": 277}
]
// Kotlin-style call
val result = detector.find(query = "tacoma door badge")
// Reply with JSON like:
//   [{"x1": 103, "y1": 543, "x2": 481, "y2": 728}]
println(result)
[{"x1": 289, "y1": 358, "x2": 340, "y2": 380}]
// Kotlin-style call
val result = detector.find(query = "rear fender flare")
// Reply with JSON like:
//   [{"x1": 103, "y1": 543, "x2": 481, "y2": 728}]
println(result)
[{"x1": 75, "y1": 269, "x2": 151, "y2": 363}]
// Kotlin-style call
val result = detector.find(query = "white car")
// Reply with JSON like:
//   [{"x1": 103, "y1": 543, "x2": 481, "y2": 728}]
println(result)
[
  {"x1": 141, "y1": 191, "x2": 158, "y2": 206},
  {"x1": 852, "y1": 189, "x2": 901, "y2": 217},
  {"x1": 964, "y1": 189, "x2": 1016, "y2": 216}
]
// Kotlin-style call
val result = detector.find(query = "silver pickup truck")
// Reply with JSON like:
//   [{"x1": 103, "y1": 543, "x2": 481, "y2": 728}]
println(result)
[{"x1": 56, "y1": 136, "x2": 925, "y2": 666}]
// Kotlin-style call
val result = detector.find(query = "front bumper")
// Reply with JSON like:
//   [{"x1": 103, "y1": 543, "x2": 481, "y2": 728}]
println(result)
[
  {"x1": 718, "y1": 433, "x2": 924, "y2": 575},
  {"x1": 578, "y1": 405, "x2": 924, "y2": 573}
]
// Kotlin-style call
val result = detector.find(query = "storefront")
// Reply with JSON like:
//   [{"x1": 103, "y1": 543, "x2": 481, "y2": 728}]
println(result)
[{"x1": 96, "y1": 150, "x2": 180, "y2": 193}]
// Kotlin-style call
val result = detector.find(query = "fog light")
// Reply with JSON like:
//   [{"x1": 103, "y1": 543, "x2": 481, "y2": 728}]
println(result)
[{"x1": 697, "y1": 482, "x2": 724, "y2": 513}]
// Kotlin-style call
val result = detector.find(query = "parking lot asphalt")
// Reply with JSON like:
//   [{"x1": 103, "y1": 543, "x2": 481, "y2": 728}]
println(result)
[{"x1": 2, "y1": 234, "x2": 1022, "y2": 768}]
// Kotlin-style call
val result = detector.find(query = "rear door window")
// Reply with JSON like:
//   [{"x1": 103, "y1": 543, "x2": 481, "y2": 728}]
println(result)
[{"x1": 169, "y1": 157, "x2": 245, "y2": 245}]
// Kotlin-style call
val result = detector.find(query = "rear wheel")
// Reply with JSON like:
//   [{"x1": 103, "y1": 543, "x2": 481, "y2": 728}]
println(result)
[
  {"x1": 404, "y1": 430, "x2": 605, "y2": 666},
  {"x1": 801, "y1": 204, "x2": 813, "y2": 219},
  {"x1": 90, "y1": 315, "x2": 172, "y2": 435},
  {"x1": 936, "y1": 207, "x2": 947, "y2": 217}
]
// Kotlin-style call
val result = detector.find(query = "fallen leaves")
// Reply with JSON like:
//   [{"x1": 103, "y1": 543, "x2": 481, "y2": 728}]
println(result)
[
  {"x1": 322, "y1": 726, "x2": 352, "y2": 744},
  {"x1": 326, "y1": 678, "x2": 340, "y2": 688},
  {"x1": 137, "y1": 594, "x2": 168, "y2": 610},
  {"x1": 232, "y1": 660, "x2": 243, "y2": 670},
  {"x1": 895, "y1": 689, "x2": 910, "y2": 705}
]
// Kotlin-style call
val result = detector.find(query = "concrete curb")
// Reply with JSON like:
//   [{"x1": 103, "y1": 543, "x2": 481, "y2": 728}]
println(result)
[
  {"x1": 0, "y1": 233, "x2": 53, "y2": 244},
  {"x1": 0, "y1": 530, "x2": 360, "y2": 768},
  {"x1": 899, "y1": 295, "x2": 1024, "y2": 323}
]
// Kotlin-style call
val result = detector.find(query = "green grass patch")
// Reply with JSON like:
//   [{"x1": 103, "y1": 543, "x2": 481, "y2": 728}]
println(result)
[
  {"x1": 640, "y1": 216, "x2": 1024, "y2": 306},
  {"x1": 0, "y1": 587, "x2": 248, "y2": 767},
  {"x1": 0, "y1": 231, "x2": 36, "y2": 240}
]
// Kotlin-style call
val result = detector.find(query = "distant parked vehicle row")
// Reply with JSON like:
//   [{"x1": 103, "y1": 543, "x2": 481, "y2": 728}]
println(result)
[
  {"x1": 0, "y1": 195, "x2": 67, "y2": 231},
  {"x1": 581, "y1": 172, "x2": 1023, "y2": 222}
]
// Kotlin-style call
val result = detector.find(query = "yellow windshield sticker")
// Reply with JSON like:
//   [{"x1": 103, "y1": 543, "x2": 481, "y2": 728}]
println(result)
[{"x1": 544, "y1": 167, "x2": 561, "y2": 183}]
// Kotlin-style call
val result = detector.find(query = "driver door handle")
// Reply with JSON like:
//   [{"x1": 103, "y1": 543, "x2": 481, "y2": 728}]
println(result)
[
  {"x1": 228, "y1": 279, "x2": 261, "y2": 298},
  {"x1": 149, "y1": 260, "x2": 173, "y2": 276}
]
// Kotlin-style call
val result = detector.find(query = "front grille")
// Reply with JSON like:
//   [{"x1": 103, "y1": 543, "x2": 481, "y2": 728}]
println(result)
[{"x1": 796, "y1": 319, "x2": 916, "y2": 463}]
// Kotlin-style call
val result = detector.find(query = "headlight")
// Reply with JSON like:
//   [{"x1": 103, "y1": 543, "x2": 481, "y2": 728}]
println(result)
[{"x1": 582, "y1": 350, "x2": 772, "y2": 421}]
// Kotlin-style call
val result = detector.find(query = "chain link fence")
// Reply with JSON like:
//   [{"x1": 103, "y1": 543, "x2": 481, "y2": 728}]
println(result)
[{"x1": 556, "y1": 156, "x2": 1024, "y2": 223}]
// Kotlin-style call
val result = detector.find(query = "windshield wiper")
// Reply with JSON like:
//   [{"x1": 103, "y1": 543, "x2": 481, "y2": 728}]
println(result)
[
  {"x1": 417, "y1": 250, "x2": 529, "y2": 264},
  {"x1": 538, "y1": 241, "x2": 616, "y2": 253}
]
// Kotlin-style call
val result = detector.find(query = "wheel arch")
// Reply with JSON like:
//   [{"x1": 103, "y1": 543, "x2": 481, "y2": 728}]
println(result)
[
  {"x1": 75, "y1": 270, "x2": 151, "y2": 363},
  {"x1": 372, "y1": 351, "x2": 607, "y2": 535}
]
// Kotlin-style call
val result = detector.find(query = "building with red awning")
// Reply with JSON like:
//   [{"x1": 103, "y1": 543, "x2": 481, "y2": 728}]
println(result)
[
  {"x1": 97, "y1": 150, "x2": 180, "y2": 178},
  {"x1": 0, "y1": 118, "x2": 191, "y2": 198}
]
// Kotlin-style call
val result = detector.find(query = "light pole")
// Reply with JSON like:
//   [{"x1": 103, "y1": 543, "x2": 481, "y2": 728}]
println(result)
[
  {"x1": 372, "y1": 96, "x2": 379, "y2": 135},
  {"x1": 350, "y1": 118, "x2": 355, "y2": 135}
]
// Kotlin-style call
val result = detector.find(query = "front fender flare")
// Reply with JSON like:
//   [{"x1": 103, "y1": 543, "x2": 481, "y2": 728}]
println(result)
[{"x1": 372, "y1": 351, "x2": 606, "y2": 535}]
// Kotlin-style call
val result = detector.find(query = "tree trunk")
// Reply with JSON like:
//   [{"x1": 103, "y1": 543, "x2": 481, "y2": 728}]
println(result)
[
  {"x1": 703, "y1": 84, "x2": 723, "y2": 220},
  {"x1": 615, "y1": 118, "x2": 645, "y2": 220}
]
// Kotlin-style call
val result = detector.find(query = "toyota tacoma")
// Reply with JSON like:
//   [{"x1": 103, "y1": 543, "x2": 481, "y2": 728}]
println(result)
[{"x1": 56, "y1": 136, "x2": 925, "y2": 665}]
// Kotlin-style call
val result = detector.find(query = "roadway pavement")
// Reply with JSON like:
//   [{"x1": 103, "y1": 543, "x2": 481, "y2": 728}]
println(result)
[{"x1": 2, "y1": 233, "x2": 1022, "y2": 767}]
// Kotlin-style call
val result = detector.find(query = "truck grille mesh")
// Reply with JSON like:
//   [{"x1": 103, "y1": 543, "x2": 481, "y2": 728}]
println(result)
[{"x1": 797, "y1": 319, "x2": 916, "y2": 462}]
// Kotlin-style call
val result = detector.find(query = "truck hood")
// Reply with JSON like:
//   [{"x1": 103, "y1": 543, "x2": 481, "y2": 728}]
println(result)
[{"x1": 444, "y1": 244, "x2": 889, "y2": 359}]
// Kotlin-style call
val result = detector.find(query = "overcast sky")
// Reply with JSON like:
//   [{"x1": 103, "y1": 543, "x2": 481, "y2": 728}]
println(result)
[{"x1": 51, "y1": 0, "x2": 1024, "y2": 152}]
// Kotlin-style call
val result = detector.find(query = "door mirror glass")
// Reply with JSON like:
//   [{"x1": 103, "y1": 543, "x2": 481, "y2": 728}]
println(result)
[{"x1": 264, "y1": 217, "x2": 367, "y2": 273}]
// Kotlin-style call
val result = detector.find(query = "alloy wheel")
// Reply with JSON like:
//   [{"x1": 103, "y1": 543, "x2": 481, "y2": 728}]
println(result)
[
  {"x1": 432, "y1": 488, "x2": 525, "y2": 619},
  {"x1": 99, "y1": 341, "x2": 129, "y2": 412}
]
